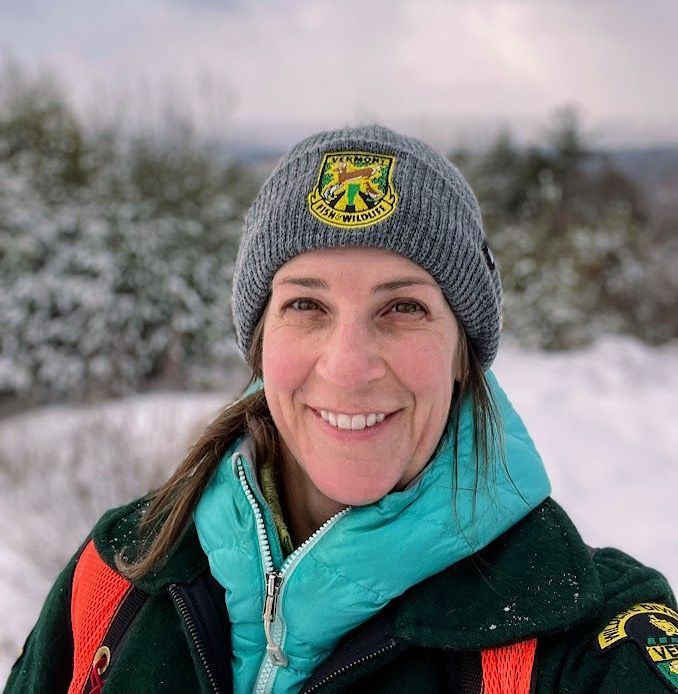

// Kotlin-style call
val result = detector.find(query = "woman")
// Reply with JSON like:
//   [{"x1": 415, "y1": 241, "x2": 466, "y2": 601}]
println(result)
[{"x1": 6, "y1": 125, "x2": 677, "y2": 693}]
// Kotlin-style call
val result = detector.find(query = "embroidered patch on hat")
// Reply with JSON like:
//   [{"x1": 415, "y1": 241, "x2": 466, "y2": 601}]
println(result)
[
  {"x1": 599, "y1": 602, "x2": 678, "y2": 691},
  {"x1": 307, "y1": 151, "x2": 398, "y2": 229}
]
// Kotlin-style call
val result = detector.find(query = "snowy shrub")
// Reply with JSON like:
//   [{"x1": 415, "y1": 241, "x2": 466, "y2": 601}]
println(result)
[
  {"x1": 0, "y1": 65, "x2": 259, "y2": 403},
  {"x1": 453, "y1": 107, "x2": 678, "y2": 350}
]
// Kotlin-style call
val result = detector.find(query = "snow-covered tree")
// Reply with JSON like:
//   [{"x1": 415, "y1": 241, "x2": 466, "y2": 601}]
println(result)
[
  {"x1": 452, "y1": 107, "x2": 678, "y2": 350},
  {"x1": 0, "y1": 65, "x2": 259, "y2": 403}
]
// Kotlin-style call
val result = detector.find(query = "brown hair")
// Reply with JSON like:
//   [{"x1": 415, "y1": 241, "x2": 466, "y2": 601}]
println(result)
[{"x1": 117, "y1": 315, "x2": 502, "y2": 581}]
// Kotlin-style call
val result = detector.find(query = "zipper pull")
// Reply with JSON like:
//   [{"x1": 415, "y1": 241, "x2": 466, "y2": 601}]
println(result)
[
  {"x1": 263, "y1": 571, "x2": 288, "y2": 667},
  {"x1": 263, "y1": 572, "x2": 283, "y2": 622}
]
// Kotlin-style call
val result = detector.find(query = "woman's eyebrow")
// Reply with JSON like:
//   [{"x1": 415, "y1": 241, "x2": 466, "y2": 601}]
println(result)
[
  {"x1": 373, "y1": 278, "x2": 437, "y2": 293},
  {"x1": 275, "y1": 276, "x2": 437, "y2": 292},
  {"x1": 276, "y1": 277, "x2": 329, "y2": 289}
]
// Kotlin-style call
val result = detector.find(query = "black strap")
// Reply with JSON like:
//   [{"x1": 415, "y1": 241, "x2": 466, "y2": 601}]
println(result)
[
  {"x1": 83, "y1": 586, "x2": 148, "y2": 694},
  {"x1": 170, "y1": 575, "x2": 231, "y2": 692},
  {"x1": 444, "y1": 650, "x2": 484, "y2": 693}
]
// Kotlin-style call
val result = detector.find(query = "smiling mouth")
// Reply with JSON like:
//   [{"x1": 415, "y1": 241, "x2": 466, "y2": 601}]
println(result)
[{"x1": 311, "y1": 407, "x2": 396, "y2": 431}]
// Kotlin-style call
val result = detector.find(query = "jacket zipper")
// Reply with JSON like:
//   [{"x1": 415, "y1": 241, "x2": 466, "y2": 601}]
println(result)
[
  {"x1": 301, "y1": 639, "x2": 398, "y2": 693},
  {"x1": 262, "y1": 571, "x2": 287, "y2": 666},
  {"x1": 168, "y1": 583, "x2": 222, "y2": 694},
  {"x1": 235, "y1": 454, "x2": 350, "y2": 693}
]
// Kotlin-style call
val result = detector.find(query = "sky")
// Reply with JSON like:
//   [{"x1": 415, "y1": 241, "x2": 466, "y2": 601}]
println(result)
[{"x1": 1, "y1": 0, "x2": 678, "y2": 149}]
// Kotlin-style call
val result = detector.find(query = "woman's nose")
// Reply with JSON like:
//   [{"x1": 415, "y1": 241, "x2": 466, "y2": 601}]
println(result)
[{"x1": 315, "y1": 316, "x2": 386, "y2": 388}]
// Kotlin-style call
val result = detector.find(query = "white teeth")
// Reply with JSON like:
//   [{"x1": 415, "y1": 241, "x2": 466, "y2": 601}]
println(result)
[
  {"x1": 337, "y1": 414, "x2": 351, "y2": 429},
  {"x1": 351, "y1": 414, "x2": 366, "y2": 430},
  {"x1": 319, "y1": 409, "x2": 387, "y2": 430}
]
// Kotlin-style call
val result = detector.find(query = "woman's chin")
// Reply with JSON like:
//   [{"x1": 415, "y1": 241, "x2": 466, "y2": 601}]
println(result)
[{"x1": 312, "y1": 475, "x2": 399, "y2": 507}]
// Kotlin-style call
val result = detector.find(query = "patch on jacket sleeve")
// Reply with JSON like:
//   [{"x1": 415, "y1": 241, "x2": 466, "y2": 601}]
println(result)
[{"x1": 599, "y1": 602, "x2": 678, "y2": 691}]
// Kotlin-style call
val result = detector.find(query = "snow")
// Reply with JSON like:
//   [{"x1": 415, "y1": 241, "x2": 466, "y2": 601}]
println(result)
[
  {"x1": 494, "y1": 335, "x2": 678, "y2": 589},
  {"x1": 1, "y1": 336, "x2": 677, "y2": 684}
]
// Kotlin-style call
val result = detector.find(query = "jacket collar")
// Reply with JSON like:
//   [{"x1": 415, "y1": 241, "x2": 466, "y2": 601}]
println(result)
[
  {"x1": 390, "y1": 497, "x2": 604, "y2": 649},
  {"x1": 92, "y1": 497, "x2": 209, "y2": 594},
  {"x1": 93, "y1": 494, "x2": 603, "y2": 650}
]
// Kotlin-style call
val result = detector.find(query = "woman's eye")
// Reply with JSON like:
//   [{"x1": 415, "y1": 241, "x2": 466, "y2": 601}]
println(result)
[
  {"x1": 289, "y1": 298, "x2": 320, "y2": 312},
  {"x1": 389, "y1": 301, "x2": 425, "y2": 315}
]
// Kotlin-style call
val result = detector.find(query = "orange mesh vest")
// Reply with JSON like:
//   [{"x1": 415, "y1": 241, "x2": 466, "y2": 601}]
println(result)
[
  {"x1": 68, "y1": 540, "x2": 143, "y2": 694},
  {"x1": 482, "y1": 639, "x2": 538, "y2": 693},
  {"x1": 69, "y1": 541, "x2": 537, "y2": 693}
]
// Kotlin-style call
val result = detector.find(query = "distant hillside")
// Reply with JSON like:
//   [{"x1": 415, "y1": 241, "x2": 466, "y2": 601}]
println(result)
[
  {"x1": 606, "y1": 146, "x2": 678, "y2": 220},
  {"x1": 227, "y1": 139, "x2": 678, "y2": 222}
]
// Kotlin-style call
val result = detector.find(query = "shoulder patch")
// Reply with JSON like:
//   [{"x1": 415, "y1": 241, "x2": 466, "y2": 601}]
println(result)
[
  {"x1": 599, "y1": 602, "x2": 678, "y2": 691},
  {"x1": 307, "y1": 150, "x2": 398, "y2": 229}
]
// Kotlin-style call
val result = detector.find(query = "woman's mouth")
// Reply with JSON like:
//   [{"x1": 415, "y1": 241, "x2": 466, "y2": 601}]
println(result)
[
  {"x1": 319, "y1": 409, "x2": 385, "y2": 430},
  {"x1": 310, "y1": 407, "x2": 398, "y2": 434}
]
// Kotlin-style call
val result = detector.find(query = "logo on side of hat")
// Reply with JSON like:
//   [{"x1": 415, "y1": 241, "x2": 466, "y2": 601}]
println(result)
[{"x1": 307, "y1": 151, "x2": 398, "y2": 229}]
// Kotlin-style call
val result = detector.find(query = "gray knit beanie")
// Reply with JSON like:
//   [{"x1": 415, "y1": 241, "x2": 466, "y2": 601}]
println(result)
[{"x1": 232, "y1": 124, "x2": 502, "y2": 371}]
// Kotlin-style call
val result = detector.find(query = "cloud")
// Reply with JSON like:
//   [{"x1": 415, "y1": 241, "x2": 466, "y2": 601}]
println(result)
[{"x1": 1, "y1": 0, "x2": 677, "y2": 145}]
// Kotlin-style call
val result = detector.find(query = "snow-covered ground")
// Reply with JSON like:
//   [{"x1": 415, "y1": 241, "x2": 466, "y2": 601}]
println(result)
[
  {"x1": 494, "y1": 336, "x2": 677, "y2": 589},
  {"x1": 1, "y1": 336, "x2": 677, "y2": 685}
]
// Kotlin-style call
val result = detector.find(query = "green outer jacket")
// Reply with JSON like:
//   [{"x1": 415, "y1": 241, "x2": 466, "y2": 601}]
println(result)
[{"x1": 5, "y1": 497, "x2": 676, "y2": 693}]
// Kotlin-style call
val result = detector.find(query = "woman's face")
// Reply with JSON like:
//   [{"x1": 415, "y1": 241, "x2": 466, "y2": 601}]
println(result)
[{"x1": 262, "y1": 247, "x2": 462, "y2": 507}]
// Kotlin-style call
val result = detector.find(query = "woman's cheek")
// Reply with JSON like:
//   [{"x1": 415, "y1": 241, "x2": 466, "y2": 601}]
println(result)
[
  {"x1": 394, "y1": 338, "x2": 453, "y2": 389},
  {"x1": 262, "y1": 330, "x2": 311, "y2": 390}
]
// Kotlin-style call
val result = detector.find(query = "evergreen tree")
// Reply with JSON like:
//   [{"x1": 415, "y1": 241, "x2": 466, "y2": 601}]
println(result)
[
  {"x1": 453, "y1": 106, "x2": 677, "y2": 349},
  {"x1": 0, "y1": 65, "x2": 259, "y2": 404}
]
